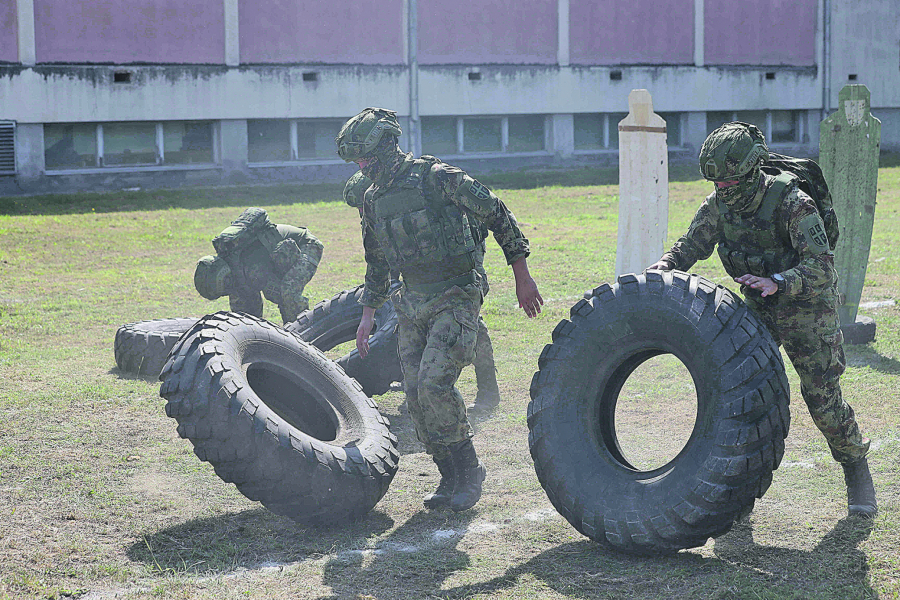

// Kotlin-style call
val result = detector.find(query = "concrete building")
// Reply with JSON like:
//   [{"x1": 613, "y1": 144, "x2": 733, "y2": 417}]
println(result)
[{"x1": 0, "y1": 0, "x2": 897, "y2": 194}]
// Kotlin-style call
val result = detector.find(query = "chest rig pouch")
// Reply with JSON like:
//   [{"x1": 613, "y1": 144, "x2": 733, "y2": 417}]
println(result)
[
  {"x1": 372, "y1": 160, "x2": 478, "y2": 270},
  {"x1": 716, "y1": 172, "x2": 800, "y2": 278}
]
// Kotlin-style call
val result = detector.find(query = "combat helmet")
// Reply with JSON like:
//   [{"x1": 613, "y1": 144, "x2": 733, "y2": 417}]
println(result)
[
  {"x1": 699, "y1": 122, "x2": 769, "y2": 208},
  {"x1": 343, "y1": 170, "x2": 372, "y2": 209},
  {"x1": 335, "y1": 108, "x2": 402, "y2": 163},
  {"x1": 194, "y1": 255, "x2": 232, "y2": 300}
]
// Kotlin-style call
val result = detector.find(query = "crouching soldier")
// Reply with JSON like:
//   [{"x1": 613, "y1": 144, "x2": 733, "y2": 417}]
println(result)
[
  {"x1": 194, "y1": 207, "x2": 323, "y2": 324},
  {"x1": 648, "y1": 122, "x2": 876, "y2": 518}
]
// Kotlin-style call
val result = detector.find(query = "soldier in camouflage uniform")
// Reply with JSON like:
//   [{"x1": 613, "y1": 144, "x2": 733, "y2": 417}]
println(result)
[
  {"x1": 648, "y1": 122, "x2": 876, "y2": 518},
  {"x1": 344, "y1": 170, "x2": 503, "y2": 414},
  {"x1": 337, "y1": 108, "x2": 543, "y2": 512},
  {"x1": 194, "y1": 207, "x2": 323, "y2": 325}
]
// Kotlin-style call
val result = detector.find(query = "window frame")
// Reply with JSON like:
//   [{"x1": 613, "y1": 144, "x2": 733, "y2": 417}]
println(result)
[
  {"x1": 44, "y1": 121, "x2": 220, "y2": 173},
  {"x1": 422, "y1": 114, "x2": 551, "y2": 159}
]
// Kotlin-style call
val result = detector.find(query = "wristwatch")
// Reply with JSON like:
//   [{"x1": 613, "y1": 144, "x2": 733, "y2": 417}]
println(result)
[{"x1": 771, "y1": 273, "x2": 786, "y2": 295}]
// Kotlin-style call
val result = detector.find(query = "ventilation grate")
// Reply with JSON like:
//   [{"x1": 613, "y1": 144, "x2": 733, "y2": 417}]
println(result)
[{"x1": 0, "y1": 121, "x2": 14, "y2": 175}]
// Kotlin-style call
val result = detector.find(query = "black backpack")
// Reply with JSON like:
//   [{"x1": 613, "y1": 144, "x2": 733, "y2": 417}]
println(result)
[{"x1": 761, "y1": 153, "x2": 839, "y2": 250}]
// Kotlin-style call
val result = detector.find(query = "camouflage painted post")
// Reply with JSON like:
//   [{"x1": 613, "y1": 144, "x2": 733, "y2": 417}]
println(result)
[
  {"x1": 819, "y1": 84, "x2": 881, "y2": 342},
  {"x1": 615, "y1": 89, "x2": 669, "y2": 277}
]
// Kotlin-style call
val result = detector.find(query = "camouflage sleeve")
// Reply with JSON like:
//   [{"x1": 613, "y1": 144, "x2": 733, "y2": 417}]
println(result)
[
  {"x1": 359, "y1": 203, "x2": 392, "y2": 308},
  {"x1": 661, "y1": 194, "x2": 720, "y2": 271},
  {"x1": 777, "y1": 188, "x2": 837, "y2": 298},
  {"x1": 430, "y1": 164, "x2": 530, "y2": 265},
  {"x1": 278, "y1": 224, "x2": 324, "y2": 266}
]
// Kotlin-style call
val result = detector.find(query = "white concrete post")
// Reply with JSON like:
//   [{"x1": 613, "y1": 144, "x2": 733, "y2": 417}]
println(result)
[{"x1": 615, "y1": 89, "x2": 669, "y2": 277}]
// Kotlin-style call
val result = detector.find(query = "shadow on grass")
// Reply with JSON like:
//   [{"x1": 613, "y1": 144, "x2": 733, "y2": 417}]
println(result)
[
  {"x1": 126, "y1": 507, "x2": 395, "y2": 574},
  {"x1": 426, "y1": 518, "x2": 875, "y2": 600},
  {"x1": 844, "y1": 344, "x2": 900, "y2": 374}
]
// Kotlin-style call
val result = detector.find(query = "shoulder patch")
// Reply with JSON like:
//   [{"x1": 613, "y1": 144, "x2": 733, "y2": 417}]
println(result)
[
  {"x1": 798, "y1": 213, "x2": 830, "y2": 254},
  {"x1": 469, "y1": 180, "x2": 492, "y2": 201}
]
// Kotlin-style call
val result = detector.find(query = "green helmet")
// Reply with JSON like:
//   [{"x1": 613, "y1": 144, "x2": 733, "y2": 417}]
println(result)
[
  {"x1": 335, "y1": 108, "x2": 402, "y2": 162},
  {"x1": 343, "y1": 170, "x2": 372, "y2": 208},
  {"x1": 699, "y1": 122, "x2": 769, "y2": 181},
  {"x1": 194, "y1": 255, "x2": 232, "y2": 300}
]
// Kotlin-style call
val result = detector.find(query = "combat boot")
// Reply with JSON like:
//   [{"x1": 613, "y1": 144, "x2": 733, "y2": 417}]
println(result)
[
  {"x1": 423, "y1": 454, "x2": 455, "y2": 510},
  {"x1": 448, "y1": 439, "x2": 486, "y2": 512},
  {"x1": 842, "y1": 457, "x2": 877, "y2": 518}
]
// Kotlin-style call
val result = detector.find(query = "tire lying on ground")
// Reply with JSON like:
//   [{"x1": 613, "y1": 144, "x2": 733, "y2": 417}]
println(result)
[
  {"x1": 528, "y1": 270, "x2": 790, "y2": 555},
  {"x1": 159, "y1": 311, "x2": 400, "y2": 524},
  {"x1": 287, "y1": 282, "x2": 403, "y2": 396},
  {"x1": 114, "y1": 318, "x2": 198, "y2": 377}
]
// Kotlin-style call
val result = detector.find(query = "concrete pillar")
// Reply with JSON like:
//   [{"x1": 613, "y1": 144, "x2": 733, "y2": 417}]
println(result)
[
  {"x1": 557, "y1": 0, "x2": 570, "y2": 67},
  {"x1": 15, "y1": 123, "x2": 44, "y2": 184},
  {"x1": 17, "y1": 0, "x2": 36, "y2": 66},
  {"x1": 224, "y1": 0, "x2": 240, "y2": 66},
  {"x1": 615, "y1": 90, "x2": 668, "y2": 277},
  {"x1": 550, "y1": 114, "x2": 574, "y2": 159},
  {"x1": 219, "y1": 119, "x2": 249, "y2": 181},
  {"x1": 681, "y1": 111, "x2": 708, "y2": 156}
]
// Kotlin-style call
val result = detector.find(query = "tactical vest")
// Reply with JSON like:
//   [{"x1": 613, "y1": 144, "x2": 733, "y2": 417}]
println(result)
[
  {"x1": 371, "y1": 159, "x2": 478, "y2": 284},
  {"x1": 213, "y1": 209, "x2": 282, "y2": 293},
  {"x1": 716, "y1": 172, "x2": 801, "y2": 278}
]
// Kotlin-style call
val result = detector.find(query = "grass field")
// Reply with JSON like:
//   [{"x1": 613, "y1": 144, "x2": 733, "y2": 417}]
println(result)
[{"x1": 0, "y1": 162, "x2": 898, "y2": 600}]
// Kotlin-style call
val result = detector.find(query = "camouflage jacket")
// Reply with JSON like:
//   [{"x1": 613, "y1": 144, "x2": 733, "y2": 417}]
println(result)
[
  {"x1": 230, "y1": 224, "x2": 323, "y2": 293},
  {"x1": 662, "y1": 172, "x2": 837, "y2": 300},
  {"x1": 360, "y1": 153, "x2": 530, "y2": 308}
]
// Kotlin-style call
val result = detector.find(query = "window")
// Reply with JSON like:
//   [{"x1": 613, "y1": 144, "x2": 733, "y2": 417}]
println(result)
[
  {"x1": 164, "y1": 121, "x2": 214, "y2": 164},
  {"x1": 44, "y1": 123, "x2": 98, "y2": 169},
  {"x1": 421, "y1": 116, "x2": 457, "y2": 157},
  {"x1": 658, "y1": 113, "x2": 683, "y2": 147},
  {"x1": 574, "y1": 113, "x2": 627, "y2": 150},
  {"x1": 706, "y1": 110, "x2": 800, "y2": 144},
  {"x1": 296, "y1": 119, "x2": 343, "y2": 159},
  {"x1": 421, "y1": 115, "x2": 547, "y2": 156},
  {"x1": 508, "y1": 115, "x2": 545, "y2": 153},
  {"x1": 248, "y1": 118, "x2": 344, "y2": 163},
  {"x1": 248, "y1": 120, "x2": 291, "y2": 163},
  {"x1": 103, "y1": 122, "x2": 157, "y2": 166},
  {"x1": 43, "y1": 121, "x2": 216, "y2": 170},
  {"x1": 463, "y1": 118, "x2": 502, "y2": 153}
]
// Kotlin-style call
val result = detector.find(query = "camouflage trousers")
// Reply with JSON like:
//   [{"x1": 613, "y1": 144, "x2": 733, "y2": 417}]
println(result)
[
  {"x1": 473, "y1": 316, "x2": 499, "y2": 396},
  {"x1": 228, "y1": 255, "x2": 316, "y2": 324},
  {"x1": 745, "y1": 295, "x2": 870, "y2": 464},
  {"x1": 396, "y1": 282, "x2": 482, "y2": 459}
]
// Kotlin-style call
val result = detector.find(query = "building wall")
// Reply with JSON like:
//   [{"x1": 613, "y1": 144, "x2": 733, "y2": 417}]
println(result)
[
  {"x1": 0, "y1": 2, "x2": 16, "y2": 63},
  {"x1": 569, "y1": 0, "x2": 694, "y2": 65},
  {"x1": 418, "y1": 0, "x2": 557, "y2": 65},
  {"x1": 33, "y1": 0, "x2": 226, "y2": 64},
  {"x1": 704, "y1": 0, "x2": 817, "y2": 65},
  {"x1": 238, "y1": 0, "x2": 405, "y2": 65}
]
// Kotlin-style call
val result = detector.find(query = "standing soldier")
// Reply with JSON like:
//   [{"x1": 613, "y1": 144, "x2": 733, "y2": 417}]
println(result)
[
  {"x1": 337, "y1": 108, "x2": 542, "y2": 511},
  {"x1": 194, "y1": 207, "x2": 323, "y2": 325},
  {"x1": 343, "y1": 170, "x2": 503, "y2": 414},
  {"x1": 648, "y1": 122, "x2": 876, "y2": 518}
]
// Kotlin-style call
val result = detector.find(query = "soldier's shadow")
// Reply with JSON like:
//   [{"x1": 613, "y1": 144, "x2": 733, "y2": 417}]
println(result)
[
  {"x1": 428, "y1": 517, "x2": 876, "y2": 599},
  {"x1": 844, "y1": 343, "x2": 900, "y2": 374},
  {"x1": 317, "y1": 509, "x2": 478, "y2": 600}
]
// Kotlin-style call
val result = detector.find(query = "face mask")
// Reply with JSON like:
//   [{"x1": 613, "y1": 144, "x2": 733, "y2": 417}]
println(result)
[{"x1": 716, "y1": 166, "x2": 760, "y2": 212}]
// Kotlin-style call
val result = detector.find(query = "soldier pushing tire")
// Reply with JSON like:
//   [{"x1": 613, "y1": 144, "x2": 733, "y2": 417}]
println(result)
[{"x1": 528, "y1": 271, "x2": 791, "y2": 555}]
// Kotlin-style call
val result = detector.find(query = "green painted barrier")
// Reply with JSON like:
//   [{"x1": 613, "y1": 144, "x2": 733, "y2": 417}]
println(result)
[{"x1": 819, "y1": 84, "x2": 881, "y2": 343}]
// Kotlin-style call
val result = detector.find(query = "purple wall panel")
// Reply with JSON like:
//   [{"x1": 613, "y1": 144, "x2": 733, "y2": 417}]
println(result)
[
  {"x1": 705, "y1": 0, "x2": 816, "y2": 65},
  {"x1": 0, "y1": 1, "x2": 17, "y2": 63},
  {"x1": 418, "y1": 0, "x2": 557, "y2": 65},
  {"x1": 570, "y1": 0, "x2": 694, "y2": 65},
  {"x1": 34, "y1": 0, "x2": 225, "y2": 64},
  {"x1": 239, "y1": 0, "x2": 404, "y2": 64}
]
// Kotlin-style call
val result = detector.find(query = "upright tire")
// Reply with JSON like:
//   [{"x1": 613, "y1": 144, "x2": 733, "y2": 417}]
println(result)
[
  {"x1": 114, "y1": 318, "x2": 198, "y2": 377},
  {"x1": 287, "y1": 283, "x2": 403, "y2": 396},
  {"x1": 159, "y1": 311, "x2": 400, "y2": 524},
  {"x1": 528, "y1": 271, "x2": 790, "y2": 555}
]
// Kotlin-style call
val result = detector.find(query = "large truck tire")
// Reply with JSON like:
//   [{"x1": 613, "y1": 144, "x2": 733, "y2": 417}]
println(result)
[
  {"x1": 528, "y1": 271, "x2": 790, "y2": 555},
  {"x1": 159, "y1": 311, "x2": 400, "y2": 524},
  {"x1": 287, "y1": 283, "x2": 403, "y2": 396},
  {"x1": 114, "y1": 318, "x2": 198, "y2": 377}
]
